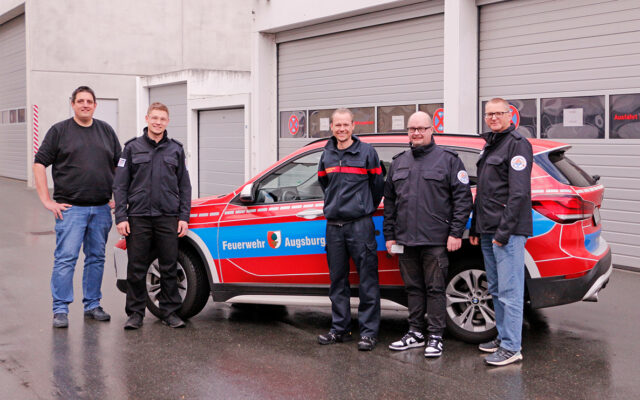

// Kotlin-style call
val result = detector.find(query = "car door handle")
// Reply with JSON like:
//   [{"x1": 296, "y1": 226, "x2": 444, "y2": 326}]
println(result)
[{"x1": 296, "y1": 209, "x2": 324, "y2": 220}]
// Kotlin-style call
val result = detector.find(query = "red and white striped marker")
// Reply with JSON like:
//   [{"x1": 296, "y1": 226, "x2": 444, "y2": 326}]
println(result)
[{"x1": 33, "y1": 104, "x2": 39, "y2": 155}]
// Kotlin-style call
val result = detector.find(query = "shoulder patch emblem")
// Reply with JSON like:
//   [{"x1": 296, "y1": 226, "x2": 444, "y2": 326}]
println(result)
[
  {"x1": 118, "y1": 158, "x2": 126, "y2": 167},
  {"x1": 457, "y1": 170, "x2": 469, "y2": 184},
  {"x1": 511, "y1": 155, "x2": 527, "y2": 171}
]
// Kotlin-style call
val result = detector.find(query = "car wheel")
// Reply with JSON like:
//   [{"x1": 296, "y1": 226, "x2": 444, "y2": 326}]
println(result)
[
  {"x1": 145, "y1": 248, "x2": 210, "y2": 320},
  {"x1": 445, "y1": 260, "x2": 497, "y2": 343}
]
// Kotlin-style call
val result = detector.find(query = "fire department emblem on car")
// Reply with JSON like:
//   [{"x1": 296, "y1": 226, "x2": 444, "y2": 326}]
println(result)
[
  {"x1": 267, "y1": 231, "x2": 282, "y2": 249},
  {"x1": 511, "y1": 155, "x2": 527, "y2": 171}
]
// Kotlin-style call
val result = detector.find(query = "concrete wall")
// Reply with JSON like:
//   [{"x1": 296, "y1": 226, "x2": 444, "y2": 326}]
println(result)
[{"x1": 19, "y1": 0, "x2": 252, "y2": 185}]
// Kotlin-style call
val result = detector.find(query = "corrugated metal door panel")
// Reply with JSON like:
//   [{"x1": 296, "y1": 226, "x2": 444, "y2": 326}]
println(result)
[
  {"x1": 479, "y1": 0, "x2": 640, "y2": 97},
  {"x1": 480, "y1": 0, "x2": 640, "y2": 269},
  {"x1": 198, "y1": 108, "x2": 245, "y2": 197},
  {"x1": 278, "y1": 14, "x2": 444, "y2": 110},
  {"x1": 0, "y1": 14, "x2": 26, "y2": 180},
  {"x1": 149, "y1": 84, "x2": 187, "y2": 146}
]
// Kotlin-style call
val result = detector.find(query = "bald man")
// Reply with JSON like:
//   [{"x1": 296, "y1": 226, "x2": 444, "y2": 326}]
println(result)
[{"x1": 383, "y1": 111, "x2": 472, "y2": 357}]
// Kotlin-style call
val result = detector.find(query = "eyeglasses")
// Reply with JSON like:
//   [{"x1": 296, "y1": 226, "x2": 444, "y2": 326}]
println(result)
[
  {"x1": 407, "y1": 127, "x2": 433, "y2": 133},
  {"x1": 484, "y1": 111, "x2": 511, "y2": 119}
]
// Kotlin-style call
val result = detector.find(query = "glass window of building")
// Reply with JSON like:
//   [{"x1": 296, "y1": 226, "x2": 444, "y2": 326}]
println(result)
[
  {"x1": 610, "y1": 93, "x2": 640, "y2": 139},
  {"x1": 481, "y1": 99, "x2": 537, "y2": 138},
  {"x1": 541, "y1": 96, "x2": 605, "y2": 139},
  {"x1": 378, "y1": 105, "x2": 415, "y2": 133},
  {"x1": 279, "y1": 111, "x2": 306, "y2": 138}
]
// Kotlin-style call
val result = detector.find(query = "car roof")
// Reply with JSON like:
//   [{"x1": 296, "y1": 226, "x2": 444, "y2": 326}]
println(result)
[{"x1": 301, "y1": 133, "x2": 567, "y2": 155}]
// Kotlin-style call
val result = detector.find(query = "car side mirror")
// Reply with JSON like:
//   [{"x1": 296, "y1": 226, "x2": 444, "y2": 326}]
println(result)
[
  {"x1": 239, "y1": 183, "x2": 256, "y2": 204},
  {"x1": 592, "y1": 174, "x2": 600, "y2": 183}
]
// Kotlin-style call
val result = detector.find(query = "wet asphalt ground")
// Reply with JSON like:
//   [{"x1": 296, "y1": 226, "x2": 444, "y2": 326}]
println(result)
[{"x1": 1, "y1": 177, "x2": 639, "y2": 400}]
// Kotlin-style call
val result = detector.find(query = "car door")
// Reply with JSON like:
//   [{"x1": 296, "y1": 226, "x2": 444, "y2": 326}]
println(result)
[{"x1": 216, "y1": 150, "x2": 330, "y2": 284}]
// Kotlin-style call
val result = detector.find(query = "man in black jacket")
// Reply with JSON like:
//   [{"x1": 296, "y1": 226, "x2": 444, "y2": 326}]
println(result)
[
  {"x1": 34, "y1": 86, "x2": 121, "y2": 328},
  {"x1": 383, "y1": 111, "x2": 472, "y2": 357},
  {"x1": 113, "y1": 102, "x2": 192, "y2": 330},
  {"x1": 317, "y1": 108, "x2": 384, "y2": 351},
  {"x1": 470, "y1": 98, "x2": 533, "y2": 366}
]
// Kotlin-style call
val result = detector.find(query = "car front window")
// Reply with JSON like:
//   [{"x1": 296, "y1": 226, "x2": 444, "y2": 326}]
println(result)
[{"x1": 253, "y1": 151, "x2": 324, "y2": 204}]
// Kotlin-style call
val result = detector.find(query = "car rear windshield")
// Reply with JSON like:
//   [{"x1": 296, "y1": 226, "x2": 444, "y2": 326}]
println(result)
[{"x1": 534, "y1": 149, "x2": 597, "y2": 187}]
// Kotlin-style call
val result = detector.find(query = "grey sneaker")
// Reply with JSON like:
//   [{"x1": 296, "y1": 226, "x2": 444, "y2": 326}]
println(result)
[
  {"x1": 124, "y1": 313, "x2": 144, "y2": 330},
  {"x1": 84, "y1": 306, "x2": 111, "y2": 321},
  {"x1": 317, "y1": 331, "x2": 353, "y2": 345},
  {"x1": 478, "y1": 338, "x2": 501, "y2": 353},
  {"x1": 389, "y1": 331, "x2": 425, "y2": 351},
  {"x1": 358, "y1": 336, "x2": 377, "y2": 351},
  {"x1": 424, "y1": 335, "x2": 443, "y2": 358},
  {"x1": 484, "y1": 347, "x2": 523, "y2": 366},
  {"x1": 162, "y1": 313, "x2": 186, "y2": 328},
  {"x1": 53, "y1": 313, "x2": 68, "y2": 328}
]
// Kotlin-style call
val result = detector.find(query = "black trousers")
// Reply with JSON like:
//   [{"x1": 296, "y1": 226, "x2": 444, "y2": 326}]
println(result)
[
  {"x1": 125, "y1": 216, "x2": 181, "y2": 318},
  {"x1": 399, "y1": 245, "x2": 448, "y2": 336},
  {"x1": 325, "y1": 216, "x2": 381, "y2": 338}
]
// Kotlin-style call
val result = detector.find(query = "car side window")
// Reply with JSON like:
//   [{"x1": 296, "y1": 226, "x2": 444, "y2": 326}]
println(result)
[
  {"x1": 254, "y1": 151, "x2": 324, "y2": 204},
  {"x1": 373, "y1": 146, "x2": 409, "y2": 179}
]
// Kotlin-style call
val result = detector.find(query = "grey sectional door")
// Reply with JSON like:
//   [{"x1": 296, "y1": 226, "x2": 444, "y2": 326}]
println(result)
[
  {"x1": 198, "y1": 108, "x2": 245, "y2": 197},
  {"x1": 149, "y1": 83, "x2": 187, "y2": 146},
  {"x1": 0, "y1": 14, "x2": 26, "y2": 180}
]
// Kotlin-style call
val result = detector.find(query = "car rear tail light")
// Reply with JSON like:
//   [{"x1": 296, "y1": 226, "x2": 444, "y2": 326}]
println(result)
[{"x1": 532, "y1": 195, "x2": 595, "y2": 224}]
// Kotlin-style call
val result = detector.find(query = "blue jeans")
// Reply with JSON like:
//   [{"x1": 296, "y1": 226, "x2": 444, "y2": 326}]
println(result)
[
  {"x1": 52, "y1": 204, "x2": 112, "y2": 314},
  {"x1": 480, "y1": 234, "x2": 527, "y2": 352}
]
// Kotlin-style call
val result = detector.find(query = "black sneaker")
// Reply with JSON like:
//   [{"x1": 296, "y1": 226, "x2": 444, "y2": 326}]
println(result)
[
  {"x1": 484, "y1": 347, "x2": 523, "y2": 366},
  {"x1": 84, "y1": 306, "x2": 111, "y2": 321},
  {"x1": 478, "y1": 338, "x2": 501, "y2": 353},
  {"x1": 53, "y1": 313, "x2": 68, "y2": 328},
  {"x1": 357, "y1": 336, "x2": 377, "y2": 351},
  {"x1": 317, "y1": 331, "x2": 353, "y2": 345},
  {"x1": 424, "y1": 335, "x2": 443, "y2": 358},
  {"x1": 162, "y1": 313, "x2": 186, "y2": 328},
  {"x1": 124, "y1": 313, "x2": 143, "y2": 330},
  {"x1": 389, "y1": 331, "x2": 425, "y2": 351}
]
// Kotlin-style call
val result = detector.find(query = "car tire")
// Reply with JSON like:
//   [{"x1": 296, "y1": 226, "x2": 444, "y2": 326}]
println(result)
[
  {"x1": 145, "y1": 248, "x2": 210, "y2": 320},
  {"x1": 445, "y1": 259, "x2": 497, "y2": 344}
]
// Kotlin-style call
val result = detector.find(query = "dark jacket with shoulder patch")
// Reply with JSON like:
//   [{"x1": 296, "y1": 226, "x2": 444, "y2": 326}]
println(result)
[
  {"x1": 471, "y1": 125, "x2": 533, "y2": 243},
  {"x1": 318, "y1": 135, "x2": 384, "y2": 221},
  {"x1": 113, "y1": 128, "x2": 191, "y2": 224},
  {"x1": 383, "y1": 140, "x2": 473, "y2": 246}
]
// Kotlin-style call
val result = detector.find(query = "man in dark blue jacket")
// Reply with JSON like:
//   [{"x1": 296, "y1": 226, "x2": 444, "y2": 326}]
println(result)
[
  {"x1": 384, "y1": 111, "x2": 472, "y2": 357},
  {"x1": 470, "y1": 98, "x2": 533, "y2": 366},
  {"x1": 317, "y1": 108, "x2": 384, "y2": 351},
  {"x1": 113, "y1": 102, "x2": 192, "y2": 330}
]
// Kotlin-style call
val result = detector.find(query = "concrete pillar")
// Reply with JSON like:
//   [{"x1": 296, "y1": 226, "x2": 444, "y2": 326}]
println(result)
[
  {"x1": 250, "y1": 31, "x2": 278, "y2": 176},
  {"x1": 443, "y1": 0, "x2": 478, "y2": 134}
]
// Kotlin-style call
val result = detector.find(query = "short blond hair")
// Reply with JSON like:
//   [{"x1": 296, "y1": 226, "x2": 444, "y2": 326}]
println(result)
[{"x1": 147, "y1": 102, "x2": 169, "y2": 116}]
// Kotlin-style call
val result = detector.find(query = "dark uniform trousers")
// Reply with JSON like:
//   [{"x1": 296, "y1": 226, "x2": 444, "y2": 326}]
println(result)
[
  {"x1": 125, "y1": 216, "x2": 182, "y2": 318},
  {"x1": 325, "y1": 216, "x2": 381, "y2": 338},
  {"x1": 399, "y1": 245, "x2": 448, "y2": 336}
]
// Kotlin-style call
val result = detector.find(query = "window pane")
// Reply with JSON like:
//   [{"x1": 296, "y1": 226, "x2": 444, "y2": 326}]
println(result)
[
  {"x1": 418, "y1": 103, "x2": 443, "y2": 120},
  {"x1": 1, "y1": 111, "x2": 8, "y2": 124},
  {"x1": 351, "y1": 107, "x2": 375, "y2": 134},
  {"x1": 280, "y1": 111, "x2": 306, "y2": 138},
  {"x1": 256, "y1": 151, "x2": 323, "y2": 203},
  {"x1": 541, "y1": 96, "x2": 605, "y2": 139},
  {"x1": 378, "y1": 105, "x2": 414, "y2": 133},
  {"x1": 18, "y1": 108, "x2": 26, "y2": 123},
  {"x1": 309, "y1": 109, "x2": 335, "y2": 138},
  {"x1": 481, "y1": 99, "x2": 536, "y2": 138},
  {"x1": 610, "y1": 93, "x2": 640, "y2": 139},
  {"x1": 9, "y1": 110, "x2": 17, "y2": 124}
]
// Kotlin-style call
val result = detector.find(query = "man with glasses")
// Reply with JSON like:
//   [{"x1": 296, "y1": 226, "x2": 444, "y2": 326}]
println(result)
[
  {"x1": 317, "y1": 108, "x2": 384, "y2": 351},
  {"x1": 470, "y1": 98, "x2": 533, "y2": 366},
  {"x1": 383, "y1": 111, "x2": 472, "y2": 357}
]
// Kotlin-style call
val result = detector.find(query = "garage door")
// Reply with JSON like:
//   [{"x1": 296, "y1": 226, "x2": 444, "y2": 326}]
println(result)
[
  {"x1": 198, "y1": 108, "x2": 245, "y2": 197},
  {"x1": 479, "y1": 0, "x2": 640, "y2": 269},
  {"x1": 277, "y1": 4, "x2": 444, "y2": 157},
  {"x1": 0, "y1": 14, "x2": 26, "y2": 180},
  {"x1": 149, "y1": 83, "x2": 187, "y2": 146}
]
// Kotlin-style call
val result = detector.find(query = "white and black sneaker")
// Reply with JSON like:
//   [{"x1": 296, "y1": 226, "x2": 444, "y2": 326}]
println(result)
[
  {"x1": 388, "y1": 331, "x2": 425, "y2": 351},
  {"x1": 424, "y1": 335, "x2": 443, "y2": 358}
]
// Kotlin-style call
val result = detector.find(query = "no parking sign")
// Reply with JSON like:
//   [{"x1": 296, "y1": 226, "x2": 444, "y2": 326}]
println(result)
[
  {"x1": 433, "y1": 108, "x2": 444, "y2": 133},
  {"x1": 509, "y1": 105, "x2": 520, "y2": 128}
]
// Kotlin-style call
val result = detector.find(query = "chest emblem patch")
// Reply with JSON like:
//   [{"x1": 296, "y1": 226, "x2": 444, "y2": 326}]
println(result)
[
  {"x1": 511, "y1": 155, "x2": 527, "y2": 171},
  {"x1": 118, "y1": 158, "x2": 126, "y2": 167},
  {"x1": 457, "y1": 170, "x2": 469, "y2": 184}
]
